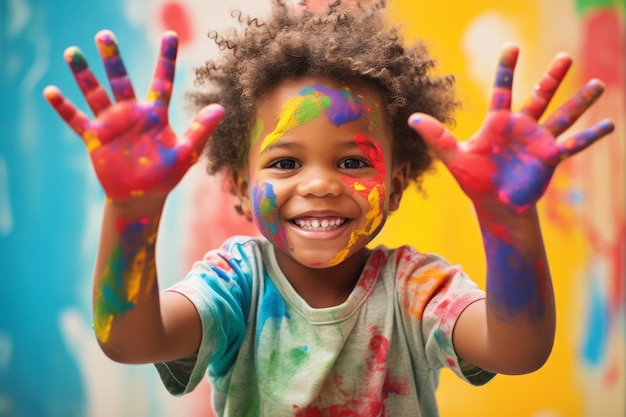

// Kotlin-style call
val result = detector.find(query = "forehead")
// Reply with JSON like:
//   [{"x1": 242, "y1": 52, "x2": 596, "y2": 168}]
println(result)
[{"x1": 255, "y1": 76, "x2": 387, "y2": 124}]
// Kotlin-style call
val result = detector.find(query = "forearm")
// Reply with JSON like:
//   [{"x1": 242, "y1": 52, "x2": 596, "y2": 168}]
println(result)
[
  {"x1": 477, "y1": 205, "x2": 556, "y2": 372},
  {"x1": 92, "y1": 196, "x2": 167, "y2": 362}
]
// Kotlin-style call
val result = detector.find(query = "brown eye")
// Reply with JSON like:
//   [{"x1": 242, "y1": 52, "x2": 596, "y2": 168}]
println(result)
[
  {"x1": 339, "y1": 158, "x2": 368, "y2": 170},
  {"x1": 271, "y1": 159, "x2": 300, "y2": 170}
]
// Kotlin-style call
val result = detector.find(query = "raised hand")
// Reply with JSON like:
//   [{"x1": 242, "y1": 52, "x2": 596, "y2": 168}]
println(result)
[
  {"x1": 408, "y1": 43, "x2": 614, "y2": 213},
  {"x1": 43, "y1": 30, "x2": 224, "y2": 202}
]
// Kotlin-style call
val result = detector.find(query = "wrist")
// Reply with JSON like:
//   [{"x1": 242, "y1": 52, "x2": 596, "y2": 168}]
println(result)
[
  {"x1": 104, "y1": 193, "x2": 167, "y2": 219},
  {"x1": 473, "y1": 201, "x2": 538, "y2": 224},
  {"x1": 473, "y1": 202, "x2": 543, "y2": 247}
]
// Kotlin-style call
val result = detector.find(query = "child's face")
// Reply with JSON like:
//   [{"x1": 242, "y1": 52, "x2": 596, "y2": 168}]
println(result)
[{"x1": 235, "y1": 76, "x2": 407, "y2": 268}]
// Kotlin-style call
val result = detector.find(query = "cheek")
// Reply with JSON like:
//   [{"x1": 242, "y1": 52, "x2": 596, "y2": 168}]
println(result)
[
  {"x1": 342, "y1": 177, "x2": 387, "y2": 212},
  {"x1": 250, "y1": 182, "x2": 290, "y2": 251},
  {"x1": 341, "y1": 175, "x2": 388, "y2": 242},
  {"x1": 352, "y1": 133, "x2": 388, "y2": 207},
  {"x1": 251, "y1": 182, "x2": 278, "y2": 227},
  {"x1": 328, "y1": 179, "x2": 387, "y2": 266},
  {"x1": 363, "y1": 183, "x2": 387, "y2": 229}
]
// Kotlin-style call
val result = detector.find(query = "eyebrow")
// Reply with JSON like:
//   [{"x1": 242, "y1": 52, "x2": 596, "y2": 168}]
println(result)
[
  {"x1": 259, "y1": 137, "x2": 371, "y2": 155},
  {"x1": 259, "y1": 140, "x2": 301, "y2": 155}
]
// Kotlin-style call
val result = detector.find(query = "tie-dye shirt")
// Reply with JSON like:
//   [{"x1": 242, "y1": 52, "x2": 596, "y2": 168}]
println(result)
[{"x1": 155, "y1": 236, "x2": 495, "y2": 416}]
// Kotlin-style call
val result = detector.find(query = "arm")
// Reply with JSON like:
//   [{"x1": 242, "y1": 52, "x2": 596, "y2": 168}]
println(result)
[
  {"x1": 43, "y1": 30, "x2": 224, "y2": 363},
  {"x1": 408, "y1": 43, "x2": 615, "y2": 375}
]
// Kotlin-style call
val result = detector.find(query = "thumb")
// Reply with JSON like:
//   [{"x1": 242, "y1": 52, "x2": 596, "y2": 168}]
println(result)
[
  {"x1": 408, "y1": 113, "x2": 458, "y2": 163},
  {"x1": 180, "y1": 103, "x2": 225, "y2": 159}
]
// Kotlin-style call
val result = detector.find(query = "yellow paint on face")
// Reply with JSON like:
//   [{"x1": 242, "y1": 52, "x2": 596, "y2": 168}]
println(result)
[
  {"x1": 354, "y1": 182, "x2": 367, "y2": 191},
  {"x1": 328, "y1": 132, "x2": 388, "y2": 266},
  {"x1": 259, "y1": 92, "x2": 331, "y2": 153},
  {"x1": 250, "y1": 119, "x2": 264, "y2": 147},
  {"x1": 329, "y1": 184, "x2": 385, "y2": 266}
]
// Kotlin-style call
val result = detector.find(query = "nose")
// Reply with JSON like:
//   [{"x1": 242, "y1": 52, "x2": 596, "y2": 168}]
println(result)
[{"x1": 296, "y1": 166, "x2": 343, "y2": 197}]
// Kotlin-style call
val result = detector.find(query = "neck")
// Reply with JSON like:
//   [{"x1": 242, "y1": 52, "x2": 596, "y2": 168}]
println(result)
[{"x1": 274, "y1": 247, "x2": 371, "y2": 309}]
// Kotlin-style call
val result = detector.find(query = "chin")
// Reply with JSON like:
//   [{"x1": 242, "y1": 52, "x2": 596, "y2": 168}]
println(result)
[{"x1": 298, "y1": 247, "x2": 366, "y2": 269}]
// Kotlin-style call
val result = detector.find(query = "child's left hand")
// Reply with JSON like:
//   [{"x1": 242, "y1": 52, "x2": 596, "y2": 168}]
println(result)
[{"x1": 408, "y1": 43, "x2": 614, "y2": 213}]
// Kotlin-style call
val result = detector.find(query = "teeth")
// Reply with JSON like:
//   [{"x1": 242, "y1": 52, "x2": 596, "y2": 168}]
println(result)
[{"x1": 294, "y1": 217, "x2": 346, "y2": 231}]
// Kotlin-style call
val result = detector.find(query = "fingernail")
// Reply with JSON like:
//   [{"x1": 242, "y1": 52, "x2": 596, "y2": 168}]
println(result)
[
  {"x1": 63, "y1": 46, "x2": 88, "y2": 71},
  {"x1": 95, "y1": 30, "x2": 119, "y2": 59},
  {"x1": 598, "y1": 119, "x2": 615, "y2": 134},
  {"x1": 95, "y1": 29, "x2": 116, "y2": 44},
  {"x1": 42, "y1": 85, "x2": 60, "y2": 100},
  {"x1": 408, "y1": 114, "x2": 421, "y2": 125}
]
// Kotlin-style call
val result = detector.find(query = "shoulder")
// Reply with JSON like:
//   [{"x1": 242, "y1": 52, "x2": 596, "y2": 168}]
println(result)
[
  {"x1": 370, "y1": 244, "x2": 458, "y2": 280},
  {"x1": 179, "y1": 236, "x2": 268, "y2": 296},
  {"x1": 371, "y1": 245, "x2": 481, "y2": 317},
  {"x1": 196, "y1": 235, "x2": 265, "y2": 269}
]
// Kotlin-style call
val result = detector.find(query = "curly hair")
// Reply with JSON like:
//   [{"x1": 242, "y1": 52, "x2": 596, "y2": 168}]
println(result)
[{"x1": 189, "y1": 0, "x2": 459, "y2": 185}]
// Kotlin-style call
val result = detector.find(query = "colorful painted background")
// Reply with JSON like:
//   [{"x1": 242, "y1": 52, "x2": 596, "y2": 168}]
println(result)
[{"x1": 0, "y1": 0, "x2": 623, "y2": 416}]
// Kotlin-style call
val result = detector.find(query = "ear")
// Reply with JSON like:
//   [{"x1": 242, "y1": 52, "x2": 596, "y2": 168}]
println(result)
[
  {"x1": 229, "y1": 168, "x2": 252, "y2": 219},
  {"x1": 388, "y1": 162, "x2": 410, "y2": 212}
]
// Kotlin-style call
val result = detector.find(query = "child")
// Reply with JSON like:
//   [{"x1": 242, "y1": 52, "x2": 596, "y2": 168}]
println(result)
[{"x1": 43, "y1": 1, "x2": 615, "y2": 415}]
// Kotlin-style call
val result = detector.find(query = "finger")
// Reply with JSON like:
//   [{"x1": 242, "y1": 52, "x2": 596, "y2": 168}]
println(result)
[
  {"x1": 95, "y1": 30, "x2": 136, "y2": 102},
  {"x1": 408, "y1": 113, "x2": 458, "y2": 164},
  {"x1": 519, "y1": 52, "x2": 572, "y2": 120},
  {"x1": 542, "y1": 79, "x2": 606, "y2": 137},
  {"x1": 178, "y1": 104, "x2": 225, "y2": 164},
  {"x1": 63, "y1": 46, "x2": 112, "y2": 115},
  {"x1": 43, "y1": 86, "x2": 102, "y2": 152},
  {"x1": 146, "y1": 31, "x2": 178, "y2": 105},
  {"x1": 556, "y1": 118, "x2": 614, "y2": 159},
  {"x1": 43, "y1": 85, "x2": 90, "y2": 136},
  {"x1": 489, "y1": 43, "x2": 519, "y2": 111}
]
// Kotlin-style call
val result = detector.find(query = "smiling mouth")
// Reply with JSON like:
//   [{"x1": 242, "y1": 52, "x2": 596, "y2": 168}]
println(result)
[{"x1": 293, "y1": 217, "x2": 346, "y2": 231}]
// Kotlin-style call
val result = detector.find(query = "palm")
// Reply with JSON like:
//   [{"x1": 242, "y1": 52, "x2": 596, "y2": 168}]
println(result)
[
  {"x1": 409, "y1": 43, "x2": 613, "y2": 213},
  {"x1": 44, "y1": 30, "x2": 223, "y2": 201},
  {"x1": 453, "y1": 111, "x2": 560, "y2": 211},
  {"x1": 86, "y1": 100, "x2": 186, "y2": 199}
]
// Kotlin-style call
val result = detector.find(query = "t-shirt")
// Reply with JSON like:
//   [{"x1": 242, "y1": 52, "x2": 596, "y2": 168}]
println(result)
[{"x1": 155, "y1": 236, "x2": 495, "y2": 416}]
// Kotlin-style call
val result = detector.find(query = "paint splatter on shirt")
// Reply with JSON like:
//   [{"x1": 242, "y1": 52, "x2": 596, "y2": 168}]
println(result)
[{"x1": 155, "y1": 236, "x2": 495, "y2": 416}]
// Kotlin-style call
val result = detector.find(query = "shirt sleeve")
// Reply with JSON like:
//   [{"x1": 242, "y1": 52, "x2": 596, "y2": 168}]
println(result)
[
  {"x1": 154, "y1": 237, "x2": 257, "y2": 395},
  {"x1": 394, "y1": 246, "x2": 496, "y2": 386}
]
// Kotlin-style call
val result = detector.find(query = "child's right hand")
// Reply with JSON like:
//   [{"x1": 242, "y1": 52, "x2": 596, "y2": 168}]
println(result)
[{"x1": 43, "y1": 30, "x2": 224, "y2": 203}]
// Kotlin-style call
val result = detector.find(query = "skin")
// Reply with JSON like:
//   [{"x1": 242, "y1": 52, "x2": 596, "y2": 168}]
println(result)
[
  {"x1": 232, "y1": 78, "x2": 405, "y2": 307},
  {"x1": 44, "y1": 30, "x2": 614, "y2": 380}
]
